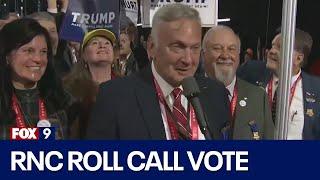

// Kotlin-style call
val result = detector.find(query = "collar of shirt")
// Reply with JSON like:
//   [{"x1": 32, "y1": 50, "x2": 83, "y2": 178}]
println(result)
[
  {"x1": 226, "y1": 76, "x2": 237, "y2": 101},
  {"x1": 151, "y1": 62, "x2": 185, "y2": 109},
  {"x1": 272, "y1": 69, "x2": 302, "y2": 89},
  {"x1": 292, "y1": 70, "x2": 302, "y2": 87},
  {"x1": 126, "y1": 52, "x2": 132, "y2": 60}
]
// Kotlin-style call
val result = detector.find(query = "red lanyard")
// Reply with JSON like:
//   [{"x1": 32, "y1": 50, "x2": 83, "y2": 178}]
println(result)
[
  {"x1": 153, "y1": 78, "x2": 199, "y2": 140},
  {"x1": 12, "y1": 94, "x2": 48, "y2": 128},
  {"x1": 230, "y1": 84, "x2": 238, "y2": 119},
  {"x1": 267, "y1": 75, "x2": 302, "y2": 107},
  {"x1": 111, "y1": 71, "x2": 116, "y2": 79}
]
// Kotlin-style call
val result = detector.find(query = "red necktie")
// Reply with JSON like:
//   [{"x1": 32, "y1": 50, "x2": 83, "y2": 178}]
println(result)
[{"x1": 171, "y1": 88, "x2": 191, "y2": 139}]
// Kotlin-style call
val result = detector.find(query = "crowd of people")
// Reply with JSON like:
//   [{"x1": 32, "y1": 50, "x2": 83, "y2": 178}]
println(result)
[{"x1": 0, "y1": 2, "x2": 319, "y2": 140}]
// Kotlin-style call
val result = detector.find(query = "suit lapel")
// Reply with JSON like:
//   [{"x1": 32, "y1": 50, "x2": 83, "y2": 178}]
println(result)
[
  {"x1": 233, "y1": 80, "x2": 248, "y2": 139},
  {"x1": 301, "y1": 72, "x2": 316, "y2": 139},
  {"x1": 263, "y1": 70, "x2": 273, "y2": 87},
  {"x1": 196, "y1": 77, "x2": 227, "y2": 139},
  {"x1": 196, "y1": 78, "x2": 215, "y2": 139},
  {"x1": 134, "y1": 67, "x2": 166, "y2": 139}
]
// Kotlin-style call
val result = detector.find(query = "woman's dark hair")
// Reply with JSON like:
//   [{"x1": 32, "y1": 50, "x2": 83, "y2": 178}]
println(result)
[{"x1": 0, "y1": 18, "x2": 69, "y2": 122}]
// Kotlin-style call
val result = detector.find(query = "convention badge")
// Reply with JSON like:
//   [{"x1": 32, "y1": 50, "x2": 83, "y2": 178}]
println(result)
[
  {"x1": 306, "y1": 109, "x2": 314, "y2": 117},
  {"x1": 239, "y1": 100, "x2": 247, "y2": 107},
  {"x1": 248, "y1": 120, "x2": 260, "y2": 140}
]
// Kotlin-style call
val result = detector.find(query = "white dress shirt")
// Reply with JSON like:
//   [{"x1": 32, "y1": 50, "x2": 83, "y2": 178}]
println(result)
[
  {"x1": 226, "y1": 76, "x2": 237, "y2": 101},
  {"x1": 266, "y1": 71, "x2": 304, "y2": 140},
  {"x1": 151, "y1": 62, "x2": 205, "y2": 140}
]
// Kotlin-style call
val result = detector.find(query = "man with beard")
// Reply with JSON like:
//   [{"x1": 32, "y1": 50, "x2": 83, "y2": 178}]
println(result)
[
  {"x1": 202, "y1": 25, "x2": 274, "y2": 139},
  {"x1": 238, "y1": 28, "x2": 320, "y2": 140}
]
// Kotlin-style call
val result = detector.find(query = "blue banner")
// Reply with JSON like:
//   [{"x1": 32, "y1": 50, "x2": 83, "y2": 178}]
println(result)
[
  {"x1": 59, "y1": 0, "x2": 120, "y2": 42},
  {"x1": 0, "y1": 141, "x2": 319, "y2": 179}
]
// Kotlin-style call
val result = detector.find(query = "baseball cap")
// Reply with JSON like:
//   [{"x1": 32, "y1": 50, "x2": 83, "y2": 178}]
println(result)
[{"x1": 81, "y1": 29, "x2": 116, "y2": 51}]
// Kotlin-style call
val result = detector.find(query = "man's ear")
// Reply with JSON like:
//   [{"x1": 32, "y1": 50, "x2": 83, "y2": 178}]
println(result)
[
  {"x1": 147, "y1": 36, "x2": 156, "y2": 58},
  {"x1": 295, "y1": 52, "x2": 304, "y2": 67}
]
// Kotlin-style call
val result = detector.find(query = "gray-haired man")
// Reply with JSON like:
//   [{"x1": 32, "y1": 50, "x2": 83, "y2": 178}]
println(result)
[{"x1": 87, "y1": 4, "x2": 230, "y2": 140}]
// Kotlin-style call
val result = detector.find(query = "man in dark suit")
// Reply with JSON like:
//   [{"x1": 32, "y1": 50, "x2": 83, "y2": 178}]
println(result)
[
  {"x1": 202, "y1": 25, "x2": 274, "y2": 140},
  {"x1": 238, "y1": 29, "x2": 320, "y2": 140},
  {"x1": 86, "y1": 4, "x2": 230, "y2": 140}
]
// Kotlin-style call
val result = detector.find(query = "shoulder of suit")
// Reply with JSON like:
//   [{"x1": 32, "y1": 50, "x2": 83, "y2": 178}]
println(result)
[
  {"x1": 238, "y1": 60, "x2": 266, "y2": 71},
  {"x1": 196, "y1": 76, "x2": 225, "y2": 91},
  {"x1": 237, "y1": 60, "x2": 268, "y2": 84},
  {"x1": 302, "y1": 72, "x2": 320, "y2": 83},
  {"x1": 302, "y1": 72, "x2": 320, "y2": 95},
  {"x1": 99, "y1": 75, "x2": 137, "y2": 93},
  {"x1": 237, "y1": 78, "x2": 266, "y2": 95}
]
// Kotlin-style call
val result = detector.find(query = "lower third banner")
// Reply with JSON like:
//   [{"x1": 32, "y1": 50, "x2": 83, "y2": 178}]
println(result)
[{"x1": 0, "y1": 141, "x2": 318, "y2": 179}]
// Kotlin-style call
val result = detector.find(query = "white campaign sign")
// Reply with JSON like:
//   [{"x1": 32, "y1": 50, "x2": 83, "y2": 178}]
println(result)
[
  {"x1": 141, "y1": 0, "x2": 218, "y2": 27},
  {"x1": 121, "y1": 0, "x2": 139, "y2": 25}
]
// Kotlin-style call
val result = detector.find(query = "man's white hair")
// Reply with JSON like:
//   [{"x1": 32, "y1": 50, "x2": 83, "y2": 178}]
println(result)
[
  {"x1": 202, "y1": 25, "x2": 241, "y2": 53},
  {"x1": 151, "y1": 3, "x2": 201, "y2": 46}
]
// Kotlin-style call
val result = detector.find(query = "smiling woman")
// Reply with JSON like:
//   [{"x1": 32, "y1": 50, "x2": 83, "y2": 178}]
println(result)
[{"x1": 0, "y1": 18, "x2": 76, "y2": 140}]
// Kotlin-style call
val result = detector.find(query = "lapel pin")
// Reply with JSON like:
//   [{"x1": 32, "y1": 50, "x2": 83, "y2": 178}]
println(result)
[
  {"x1": 306, "y1": 109, "x2": 314, "y2": 117},
  {"x1": 306, "y1": 97, "x2": 316, "y2": 103},
  {"x1": 306, "y1": 91, "x2": 315, "y2": 96},
  {"x1": 239, "y1": 100, "x2": 247, "y2": 107},
  {"x1": 256, "y1": 81, "x2": 262, "y2": 86},
  {"x1": 248, "y1": 120, "x2": 260, "y2": 140}
]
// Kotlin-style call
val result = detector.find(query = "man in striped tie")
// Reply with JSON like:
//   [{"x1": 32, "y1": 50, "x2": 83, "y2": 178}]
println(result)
[{"x1": 87, "y1": 4, "x2": 231, "y2": 140}]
